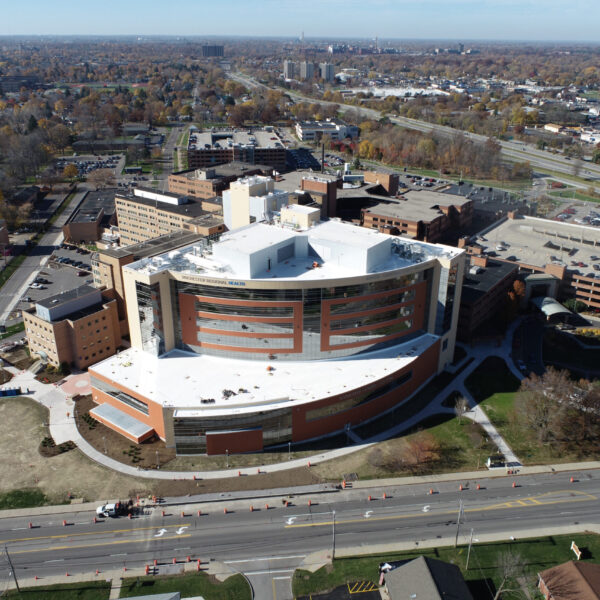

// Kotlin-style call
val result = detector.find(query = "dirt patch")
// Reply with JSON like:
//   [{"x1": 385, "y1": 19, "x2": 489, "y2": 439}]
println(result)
[
  {"x1": 38, "y1": 436, "x2": 76, "y2": 458},
  {"x1": 0, "y1": 368, "x2": 13, "y2": 384},
  {"x1": 0, "y1": 396, "x2": 157, "y2": 503},
  {"x1": 0, "y1": 346, "x2": 35, "y2": 370},
  {"x1": 151, "y1": 466, "x2": 321, "y2": 498}
]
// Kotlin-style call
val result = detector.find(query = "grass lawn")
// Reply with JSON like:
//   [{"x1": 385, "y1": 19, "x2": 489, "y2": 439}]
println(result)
[
  {"x1": 548, "y1": 188, "x2": 600, "y2": 203},
  {"x1": 0, "y1": 321, "x2": 25, "y2": 340},
  {"x1": 1, "y1": 581, "x2": 110, "y2": 599},
  {"x1": 315, "y1": 414, "x2": 493, "y2": 481},
  {"x1": 0, "y1": 488, "x2": 49, "y2": 510},
  {"x1": 119, "y1": 571, "x2": 251, "y2": 599},
  {"x1": 293, "y1": 533, "x2": 600, "y2": 598}
]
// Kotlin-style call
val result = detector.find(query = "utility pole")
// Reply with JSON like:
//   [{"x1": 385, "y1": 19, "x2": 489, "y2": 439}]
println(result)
[
  {"x1": 466, "y1": 528, "x2": 474, "y2": 570},
  {"x1": 5, "y1": 545, "x2": 20, "y2": 593},
  {"x1": 332, "y1": 510, "x2": 336, "y2": 560},
  {"x1": 454, "y1": 499, "x2": 464, "y2": 548}
]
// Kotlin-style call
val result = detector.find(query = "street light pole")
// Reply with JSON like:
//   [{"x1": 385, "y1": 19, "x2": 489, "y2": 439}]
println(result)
[
  {"x1": 454, "y1": 499, "x2": 463, "y2": 548},
  {"x1": 102, "y1": 436, "x2": 107, "y2": 454},
  {"x1": 226, "y1": 449, "x2": 229, "y2": 468},
  {"x1": 5, "y1": 545, "x2": 20, "y2": 593},
  {"x1": 466, "y1": 528, "x2": 474, "y2": 570},
  {"x1": 288, "y1": 441, "x2": 291, "y2": 460},
  {"x1": 155, "y1": 450, "x2": 159, "y2": 469},
  {"x1": 332, "y1": 510, "x2": 336, "y2": 560}
]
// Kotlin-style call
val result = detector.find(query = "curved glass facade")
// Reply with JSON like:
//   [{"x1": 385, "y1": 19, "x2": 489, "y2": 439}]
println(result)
[{"x1": 171, "y1": 269, "x2": 432, "y2": 361}]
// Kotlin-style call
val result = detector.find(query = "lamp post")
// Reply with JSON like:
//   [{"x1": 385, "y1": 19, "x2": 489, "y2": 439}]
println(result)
[
  {"x1": 226, "y1": 449, "x2": 229, "y2": 469},
  {"x1": 288, "y1": 441, "x2": 291, "y2": 460},
  {"x1": 332, "y1": 510, "x2": 336, "y2": 560},
  {"x1": 102, "y1": 436, "x2": 107, "y2": 455},
  {"x1": 155, "y1": 450, "x2": 159, "y2": 469}
]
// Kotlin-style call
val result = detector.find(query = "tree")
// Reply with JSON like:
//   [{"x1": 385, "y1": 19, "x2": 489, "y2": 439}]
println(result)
[
  {"x1": 493, "y1": 551, "x2": 524, "y2": 599},
  {"x1": 454, "y1": 396, "x2": 470, "y2": 423},
  {"x1": 62, "y1": 164, "x2": 79, "y2": 180},
  {"x1": 87, "y1": 169, "x2": 115, "y2": 189}
]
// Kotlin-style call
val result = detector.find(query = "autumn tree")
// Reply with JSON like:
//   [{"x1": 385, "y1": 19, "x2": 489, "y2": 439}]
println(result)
[{"x1": 62, "y1": 164, "x2": 79, "y2": 180}]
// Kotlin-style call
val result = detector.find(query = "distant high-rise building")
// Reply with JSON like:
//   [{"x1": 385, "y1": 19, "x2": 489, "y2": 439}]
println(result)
[
  {"x1": 201, "y1": 45, "x2": 224, "y2": 58},
  {"x1": 319, "y1": 63, "x2": 335, "y2": 82},
  {"x1": 300, "y1": 61, "x2": 315, "y2": 81},
  {"x1": 283, "y1": 60, "x2": 296, "y2": 80}
]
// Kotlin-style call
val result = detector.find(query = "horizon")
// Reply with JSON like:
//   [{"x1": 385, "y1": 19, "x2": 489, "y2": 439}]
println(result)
[{"x1": 2, "y1": 0, "x2": 599, "y2": 43}]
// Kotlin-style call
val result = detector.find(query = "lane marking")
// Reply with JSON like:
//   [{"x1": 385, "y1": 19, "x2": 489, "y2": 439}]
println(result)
[
  {"x1": 272, "y1": 577, "x2": 277, "y2": 600},
  {"x1": 285, "y1": 517, "x2": 297, "y2": 525},
  {"x1": 225, "y1": 555, "x2": 306, "y2": 564},
  {"x1": 245, "y1": 568, "x2": 295, "y2": 575},
  {"x1": 9, "y1": 534, "x2": 192, "y2": 556},
  {"x1": 285, "y1": 490, "x2": 597, "y2": 529},
  {"x1": 363, "y1": 511, "x2": 373, "y2": 519},
  {"x1": 0, "y1": 522, "x2": 190, "y2": 545},
  {"x1": 44, "y1": 559, "x2": 64, "y2": 563},
  {"x1": 272, "y1": 576, "x2": 292, "y2": 580},
  {"x1": 176, "y1": 526, "x2": 189, "y2": 535},
  {"x1": 110, "y1": 553, "x2": 127, "y2": 557},
  {"x1": 154, "y1": 529, "x2": 168, "y2": 538}
]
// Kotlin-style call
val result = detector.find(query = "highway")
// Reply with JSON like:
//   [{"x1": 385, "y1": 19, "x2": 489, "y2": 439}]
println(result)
[
  {"x1": 2, "y1": 469, "x2": 600, "y2": 598},
  {"x1": 228, "y1": 72, "x2": 600, "y2": 190}
]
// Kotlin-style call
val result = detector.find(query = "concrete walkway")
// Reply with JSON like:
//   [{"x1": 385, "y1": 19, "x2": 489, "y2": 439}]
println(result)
[{"x1": 2, "y1": 318, "x2": 527, "y2": 479}]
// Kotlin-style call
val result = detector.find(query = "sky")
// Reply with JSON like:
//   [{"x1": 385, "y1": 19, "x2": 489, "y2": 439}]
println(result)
[{"x1": 1, "y1": 0, "x2": 599, "y2": 42}]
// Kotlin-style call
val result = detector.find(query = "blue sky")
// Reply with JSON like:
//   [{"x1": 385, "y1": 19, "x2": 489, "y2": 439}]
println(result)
[{"x1": 1, "y1": 0, "x2": 598, "y2": 41}]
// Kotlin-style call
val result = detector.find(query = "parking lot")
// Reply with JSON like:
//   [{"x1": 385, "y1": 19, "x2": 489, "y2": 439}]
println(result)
[
  {"x1": 296, "y1": 581, "x2": 380, "y2": 600},
  {"x1": 555, "y1": 201, "x2": 600, "y2": 229},
  {"x1": 18, "y1": 251, "x2": 93, "y2": 308},
  {"x1": 56, "y1": 154, "x2": 124, "y2": 177}
]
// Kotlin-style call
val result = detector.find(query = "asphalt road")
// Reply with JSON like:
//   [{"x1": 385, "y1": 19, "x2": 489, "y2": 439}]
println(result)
[
  {"x1": 228, "y1": 72, "x2": 600, "y2": 191},
  {"x1": 2, "y1": 469, "x2": 600, "y2": 598},
  {"x1": 0, "y1": 188, "x2": 88, "y2": 325}
]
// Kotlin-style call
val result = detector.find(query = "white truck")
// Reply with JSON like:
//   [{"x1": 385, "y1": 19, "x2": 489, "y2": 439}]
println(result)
[{"x1": 96, "y1": 503, "x2": 118, "y2": 518}]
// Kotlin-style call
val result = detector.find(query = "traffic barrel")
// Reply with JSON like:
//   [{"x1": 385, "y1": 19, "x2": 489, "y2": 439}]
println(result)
[
  {"x1": 512, "y1": 481, "x2": 517, "y2": 488},
  {"x1": 172, "y1": 558, "x2": 177, "y2": 564},
  {"x1": 459, "y1": 484, "x2": 463, "y2": 491},
  {"x1": 145, "y1": 565, "x2": 149, "y2": 575},
  {"x1": 307, "y1": 461, "x2": 311, "y2": 467},
  {"x1": 570, "y1": 476, "x2": 575, "y2": 483},
  {"x1": 62, "y1": 520, "x2": 67, "y2": 526},
  {"x1": 382, "y1": 492, "x2": 387, "y2": 499},
  {"x1": 187, "y1": 555, "x2": 191, "y2": 563},
  {"x1": 308, "y1": 499, "x2": 312, "y2": 507},
  {"x1": 476, "y1": 484, "x2": 481, "y2": 490},
  {"x1": 250, "y1": 505, "x2": 254, "y2": 512},
  {"x1": 368, "y1": 495, "x2": 372, "y2": 502},
  {"x1": 197, "y1": 560, "x2": 201, "y2": 571},
  {"x1": 223, "y1": 507, "x2": 228, "y2": 514},
  {"x1": 197, "y1": 510, "x2": 202, "y2": 517},
  {"x1": 429, "y1": 488, "x2": 434, "y2": 495},
  {"x1": 265, "y1": 503, "x2": 269, "y2": 510},
  {"x1": 153, "y1": 559, "x2": 157, "y2": 567},
  {"x1": 161, "y1": 510, "x2": 165, "y2": 517},
  {"x1": 28, "y1": 521, "x2": 33, "y2": 529}
]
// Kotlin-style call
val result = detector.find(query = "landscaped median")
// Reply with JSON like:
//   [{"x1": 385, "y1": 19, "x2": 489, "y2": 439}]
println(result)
[{"x1": 293, "y1": 533, "x2": 600, "y2": 599}]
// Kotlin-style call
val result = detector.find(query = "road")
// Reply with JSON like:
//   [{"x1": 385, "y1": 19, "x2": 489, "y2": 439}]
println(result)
[
  {"x1": 2, "y1": 469, "x2": 600, "y2": 598},
  {"x1": 0, "y1": 188, "x2": 88, "y2": 326},
  {"x1": 228, "y1": 72, "x2": 600, "y2": 191}
]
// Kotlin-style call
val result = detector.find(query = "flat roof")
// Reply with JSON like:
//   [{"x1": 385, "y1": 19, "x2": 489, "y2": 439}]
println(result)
[
  {"x1": 67, "y1": 188, "x2": 117, "y2": 224},
  {"x1": 99, "y1": 230, "x2": 205, "y2": 259},
  {"x1": 461, "y1": 258, "x2": 518, "y2": 305},
  {"x1": 90, "y1": 333, "x2": 439, "y2": 413},
  {"x1": 275, "y1": 171, "x2": 339, "y2": 194},
  {"x1": 36, "y1": 285, "x2": 97, "y2": 310},
  {"x1": 116, "y1": 191, "x2": 210, "y2": 218},
  {"x1": 172, "y1": 161, "x2": 273, "y2": 180},
  {"x1": 188, "y1": 129, "x2": 284, "y2": 151},
  {"x1": 362, "y1": 189, "x2": 471, "y2": 223},
  {"x1": 126, "y1": 219, "x2": 461, "y2": 282},
  {"x1": 475, "y1": 216, "x2": 600, "y2": 276}
]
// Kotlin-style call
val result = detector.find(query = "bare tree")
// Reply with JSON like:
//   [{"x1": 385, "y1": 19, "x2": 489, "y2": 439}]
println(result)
[
  {"x1": 454, "y1": 396, "x2": 471, "y2": 422},
  {"x1": 493, "y1": 551, "x2": 525, "y2": 600}
]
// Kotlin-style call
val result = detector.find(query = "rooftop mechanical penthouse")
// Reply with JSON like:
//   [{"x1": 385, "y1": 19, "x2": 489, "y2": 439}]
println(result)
[{"x1": 89, "y1": 207, "x2": 465, "y2": 455}]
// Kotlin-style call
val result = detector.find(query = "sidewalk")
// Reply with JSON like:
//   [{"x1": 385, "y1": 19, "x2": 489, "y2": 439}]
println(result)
[{"x1": 4, "y1": 316, "x2": 525, "y2": 481}]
